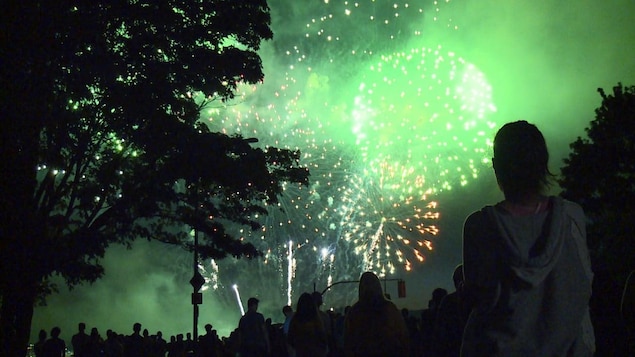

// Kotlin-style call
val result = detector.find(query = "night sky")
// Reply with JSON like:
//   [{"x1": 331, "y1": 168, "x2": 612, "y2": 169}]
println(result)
[{"x1": 31, "y1": 0, "x2": 635, "y2": 342}]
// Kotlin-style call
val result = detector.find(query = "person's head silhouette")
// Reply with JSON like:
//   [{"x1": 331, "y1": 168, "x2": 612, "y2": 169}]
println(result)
[{"x1": 493, "y1": 120, "x2": 553, "y2": 202}]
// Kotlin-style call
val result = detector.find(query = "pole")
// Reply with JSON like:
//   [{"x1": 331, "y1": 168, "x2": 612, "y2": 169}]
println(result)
[
  {"x1": 188, "y1": 182, "x2": 208, "y2": 353},
  {"x1": 193, "y1": 226, "x2": 199, "y2": 352},
  {"x1": 190, "y1": 182, "x2": 202, "y2": 355},
  {"x1": 320, "y1": 278, "x2": 403, "y2": 296}
]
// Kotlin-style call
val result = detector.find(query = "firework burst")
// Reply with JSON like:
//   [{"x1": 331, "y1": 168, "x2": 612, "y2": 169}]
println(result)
[
  {"x1": 353, "y1": 45, "x2": 497, "y2": 192},
  {"x1": 190, "y1": 0, "x2": 498, "y2": 310},
  {"x1": 337, "y1": 158, "x2": 439, "y2": 277}
]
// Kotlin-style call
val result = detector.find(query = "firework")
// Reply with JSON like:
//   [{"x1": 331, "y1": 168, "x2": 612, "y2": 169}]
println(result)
[
  {"x1": 232, "y1": 284, "x2": 245, "y2": 316},
  {"x1": 337, "y1": 158, "x2": 439, "y2": 277},
  {"x1": 192, "y1": 0, "x2": 497, "y2": 312},
  {"x1": 286, "y1": 240, "x2": 295, "y2": 306},
  {"x1": 353, "y1": 45, "x2": 497, "y2": 193},
  {"x1": 200, "y1": 76, "x2": 353, "y2": 300}
]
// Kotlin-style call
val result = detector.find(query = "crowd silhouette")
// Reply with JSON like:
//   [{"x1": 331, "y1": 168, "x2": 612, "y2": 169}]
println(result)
[
  {"x1": 31, "y1": 272, "x2": 472, "y2": 357},
  {"x1": 29, "y1": 266, "x2": 635, "y2": 356}
]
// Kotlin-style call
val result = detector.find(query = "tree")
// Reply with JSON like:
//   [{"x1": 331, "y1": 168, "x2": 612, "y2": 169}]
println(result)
[
  {"x1": 559, "y1": 83, "x2": 635, "y2": 278},
  {"x1": 0, "y1": 1, "x2": 308, "y2": 355},
  {"x1": 559, "y1": 83, "x2": 635, "y2": 355}
]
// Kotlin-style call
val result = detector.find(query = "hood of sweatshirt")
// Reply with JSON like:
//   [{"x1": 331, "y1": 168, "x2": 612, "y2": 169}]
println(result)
[{"x1": 485, "y1": 196, "x2": 566, "y2": 287}]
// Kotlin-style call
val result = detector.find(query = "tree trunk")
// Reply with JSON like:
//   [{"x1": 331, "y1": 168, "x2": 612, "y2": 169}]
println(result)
[{"x1": 1, "y1": 280, "x2": 37, "y2": 357}]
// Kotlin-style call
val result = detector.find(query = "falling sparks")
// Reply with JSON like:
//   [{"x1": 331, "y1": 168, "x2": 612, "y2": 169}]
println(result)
[{"x1": 232, "y1": 284, "x2": 245, "y2": 316}]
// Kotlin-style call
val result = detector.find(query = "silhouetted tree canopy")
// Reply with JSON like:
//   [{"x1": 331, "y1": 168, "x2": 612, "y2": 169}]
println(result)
[
  {"x1": 0, "y1": 1, "x2": 308, "y2": 355},
  {"x1": 559, "y1": 83, "x2": 635, "y2": 280}
]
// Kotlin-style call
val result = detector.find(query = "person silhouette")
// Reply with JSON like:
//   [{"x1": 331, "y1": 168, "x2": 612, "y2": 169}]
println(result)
[
  {"x1": 288, "y1": 292, "x2": 328, "y2": 357},
  {"x1": 33, "y1": 329, "x2": 47, "y2": 357},
  {"x1": 343, "y1": 271, "x2": 409, "y2": 356},
  {"x1": 86, "y1": 327, "x2": 104, "y2": 355},
  {"x1": 124, "y1": 322, "x2": 144, "y2": 357},
  {"x1": 461, "y1": 121, "x2": 595, "y2": 356},
  {"x1": 199, "y1": 323, "x2": 218, "y2": 357},
  {"x1": 433, "y1": 264, "x2": 467, "y2": 357},
  {"x1": 282, "y1": 305, "x2": 296, "y2": 357},
  {"x1": 42, "y1": 326, "x2": 66, "y2": 357},
  {"x1": 71, "y1": 322, "x2": 90, "y2": 357},
  {"x1": 238, "y1": 297, "x2": 270, "y2": 357},
  {"x1": 311, "y1": 291, "x2": 333, "y2": 354},
  {"x1": 419, "y1": 287, "x2": 447, "y2": 355}
]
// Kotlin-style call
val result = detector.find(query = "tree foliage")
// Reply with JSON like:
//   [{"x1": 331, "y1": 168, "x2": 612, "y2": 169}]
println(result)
[
  {"x1": 559, "y1": 83, "x2": 635, "y2": 281},
  {"x1": 0, "y1": 1, "x2": 308, "y2": 355}
]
